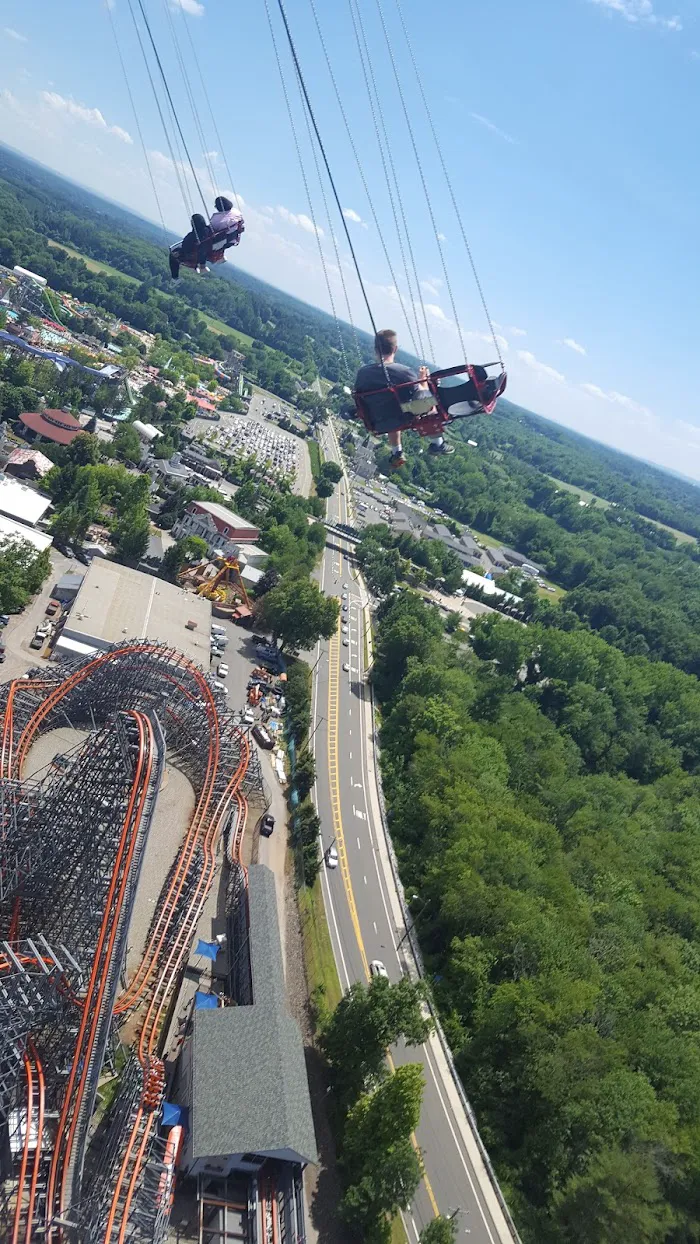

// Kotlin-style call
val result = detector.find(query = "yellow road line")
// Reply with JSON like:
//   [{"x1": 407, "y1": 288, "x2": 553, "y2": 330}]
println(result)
[{"x1": 327, "y1": 621, "x2": 369, "y2": 977}]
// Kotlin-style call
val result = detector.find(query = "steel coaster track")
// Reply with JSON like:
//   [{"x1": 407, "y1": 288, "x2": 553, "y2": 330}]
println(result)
[{"x1": 0, "y1": 643, "x2": 252, "y2": 1243}]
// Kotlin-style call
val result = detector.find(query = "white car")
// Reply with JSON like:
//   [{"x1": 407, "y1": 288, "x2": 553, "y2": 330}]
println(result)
[
  {"x1": 212, "y1": 680, "x2": 227, "y2": 693},
  {"x1": 217, "y1": 662, "x2": 229, "y2": 678},
  {"x1": 369, "y1": 960, "x2": 388, "y2": 979},
  {"x1": 243, "y1": 709, "x2": 255, "y2": 726},
  {"x1": 326, "y1": 844, "x2": 338, "y2": 869},
  {"x1": 342, "y1": 638, "x2": 350, "y2": 647},
  {"x1": 343, "y1": 663, "x2": 350, "y2": 672},
  {"x1": 342, "y1": 582, "x2": 348, "y2": 589},
  {"x1": 342, "y1": 623, "x2": 349, "y2": 633}
]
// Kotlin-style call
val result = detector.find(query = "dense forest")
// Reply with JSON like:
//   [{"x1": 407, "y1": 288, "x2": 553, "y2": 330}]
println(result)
[
  {"x1": 0, "y1": 144, "x2": 396, "y2": 387},
  {"x1": 367, "y1": 419, "x2": 700, "y2": 678},
  {"x1": 475, "y1": 398, "x2": 700, "y2": 538},
  {"x1": 375, "y1": 591, "x2": 700, "y2": 1243}
]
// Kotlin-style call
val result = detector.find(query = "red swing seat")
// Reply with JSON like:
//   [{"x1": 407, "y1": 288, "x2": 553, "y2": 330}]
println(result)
[{"x1": 354, "y1": 363, "x2": 507, "y2": 438}]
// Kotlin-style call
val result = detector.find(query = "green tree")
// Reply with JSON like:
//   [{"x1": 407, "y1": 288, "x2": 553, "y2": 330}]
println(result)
[
  {"x1": 341, "y1": 1065, "x2": 424, "y2": 1243},
  {"x1": 290, "y1": 798, "x2": 321, "y2": 886},
  {"x1": 112, "y1": 423, "x2": 142, "y2": 465},
  {"x1": 418, "y1": 1217, "x2": 458, "y2": 1244},
  {"x1": 316, "y1": 477, "x2": 334, "y2": 499},
  {"x1": 321, "y1": 976, "x2": 431, "y2": 1107},
  {"x1": 112, "y1": 512, "x2": 150, "y2": 563},
  {"x1": 553, "y1": 1147, "x2": 676, "y2": 1243},
  {"x1": 320, "y1": 460, "x2": 343, "y2": 485},
  {"x1": 0, "y1": 542, "x2": 50, "y2": 613},
  {"x1": 255, "y1": 576, "x2": 339, "y2": 651},
  {"x1": 294, "y1": 749, "x2": 316, "y2": 801},
  {"x1": 162, "y1": 535, "x2": 208, "y2": 580}
]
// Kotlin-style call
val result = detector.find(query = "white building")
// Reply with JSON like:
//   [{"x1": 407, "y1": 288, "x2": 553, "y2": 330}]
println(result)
[{"x1": 173, "y1": 501, "x2": 260, "y2": 559}]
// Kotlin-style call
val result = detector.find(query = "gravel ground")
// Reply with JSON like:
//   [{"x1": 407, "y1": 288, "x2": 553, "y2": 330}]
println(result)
[{"x1": 126, "y1": 763, "x2": 196, "y2": 977}]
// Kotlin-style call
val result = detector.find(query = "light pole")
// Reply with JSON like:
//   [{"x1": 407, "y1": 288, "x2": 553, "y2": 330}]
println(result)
[{"x1": 397, "y1": 893, "x2": 426, "y2": 949}]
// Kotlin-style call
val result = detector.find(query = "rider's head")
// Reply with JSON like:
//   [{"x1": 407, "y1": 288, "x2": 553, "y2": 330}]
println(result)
[
  {"x1": 374, "y1": 329, "x2": 397, "y2": 363},
  {"x1": 214, "y1": 196, "x2": 233, "y2": 212}
]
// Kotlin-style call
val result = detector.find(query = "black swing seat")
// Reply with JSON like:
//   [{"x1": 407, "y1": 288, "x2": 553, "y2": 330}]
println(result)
[
  {"x1": 170, "y1": 220, "x2": 245, "y2": 271},
  {"x1": 354, "y1": 362, "x2": 507, "y2": 438}
]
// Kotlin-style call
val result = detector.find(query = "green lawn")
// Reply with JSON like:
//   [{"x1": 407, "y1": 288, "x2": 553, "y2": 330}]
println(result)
[
  {"x1": 298, "y1": 878, "x2": 342, "y2": 1024},
  {"x1": 198, "y1": 310, "x2": 254, "y2": 348},
  {"x1": 645, "y1": 517, "x2": 697, "y2": 545},
  {"x1": 47, "y1": 238, "x2": 138, "y2": 283},
  {"x1": 547, "y1": 475, "x2": 610, "y2": 508},
  {"x1": 469, "y1": 526, "x2": 505, "y2": 550}
]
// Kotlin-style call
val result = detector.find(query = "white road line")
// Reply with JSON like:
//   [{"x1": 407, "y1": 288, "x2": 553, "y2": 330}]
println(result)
[
  {"x1": 373, "y1": 920, "x2": 378, "y2": 933},
  {"x1": 363, "y1": 875, "x2": 367, "y2": 885},
  {"x1": 356, "y1": 836, "x2": 361, "y2": 850}
]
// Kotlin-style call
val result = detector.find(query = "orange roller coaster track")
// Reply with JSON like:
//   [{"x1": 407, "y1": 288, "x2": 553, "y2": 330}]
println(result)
[{"x1": 0, "y1": 641, "x2": 250, "y2": 1244}]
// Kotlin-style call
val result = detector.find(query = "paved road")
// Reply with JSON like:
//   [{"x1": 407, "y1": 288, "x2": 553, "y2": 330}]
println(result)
[{"x1": 310, "y1": 423, "x2": 517, "y2": 1244}]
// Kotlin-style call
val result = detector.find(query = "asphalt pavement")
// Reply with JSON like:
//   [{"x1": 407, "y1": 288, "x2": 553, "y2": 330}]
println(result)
[{"x1": 310, "y1": 422, "x2": 518, "y2": 1244}]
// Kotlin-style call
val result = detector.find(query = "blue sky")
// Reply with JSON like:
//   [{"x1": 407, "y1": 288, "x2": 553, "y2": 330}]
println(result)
[{"x1": 2, "y1": 0, "x2": 699, "y2": 478}]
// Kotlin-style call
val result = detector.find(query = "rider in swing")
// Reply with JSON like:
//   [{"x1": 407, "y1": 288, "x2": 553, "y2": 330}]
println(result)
[
  {"x1": 354, "y1": 329, "x2": 454, "y2": 469},
  {"x1": 169, "y1": 196, "x2": 244, "y2": 279}
]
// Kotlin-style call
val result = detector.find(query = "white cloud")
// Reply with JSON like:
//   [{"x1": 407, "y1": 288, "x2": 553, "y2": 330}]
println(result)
[
  {"x1": 276, "y1": 205, "x2": 323, "y2": 237},
  {"x1": 170, "y1": 0, "x2": 205, "y2": 15},
  {"x1": 421, "y1": 277, "x2": 443, "y2": 299},
  {"x1": 343, "y1": 208, "x2": 362, "y2": 223},
  {"x1": 581, "y1": 382, "x2": 652, "y2": 418},
  {"x1": 588, "y1": 0, "x2": 682, "y2": 30},
  {"x1": 517, "y1": 350, "x2": 565, "y2": 383},
  {"x1": 508, "y1": 325, "x2": 527, "y2": 337},
  {"x1": 437, "y1": 232, "x2": 446, "y2": 242},
  {"x1": 41, "y1": 92, "x2": 133, "y2": 143},
  {"x1": 3, "y1": 27, "x2": 27, "y2": 42},
  {"x1": 469, "y1": 112, "x2": 516, "y2": 145},
  {"x1": 424, "y1": 303, "x2": 448, "y2": 322},
  {"x1": 562, "y1": 336, "x2": 587, "y2": 356}
]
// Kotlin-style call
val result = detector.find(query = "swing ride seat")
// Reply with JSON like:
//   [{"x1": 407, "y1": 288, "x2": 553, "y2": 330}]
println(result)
[
  {"x1": 354, "y1": 363, "x2": 507, "y2": 438},
  {"x1": 169, "y1": 221, "x2": 245, "y2": 272}
]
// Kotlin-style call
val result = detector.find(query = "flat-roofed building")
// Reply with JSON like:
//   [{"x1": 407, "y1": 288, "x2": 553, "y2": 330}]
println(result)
[
  {"x1": 0, "y1": 475, "x2": 51, "y2": 527},
  {"x1": 59, "y1": 560, "x2": 211, "y2": 666},
  {"x1": 0, "y1": 513, "x2": 52, "y2": 554}
]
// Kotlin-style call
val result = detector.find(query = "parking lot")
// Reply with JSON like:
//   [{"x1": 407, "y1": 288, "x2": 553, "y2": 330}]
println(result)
[{"x1": 187, "y1": 396, "x2": 312, "y2": 498}]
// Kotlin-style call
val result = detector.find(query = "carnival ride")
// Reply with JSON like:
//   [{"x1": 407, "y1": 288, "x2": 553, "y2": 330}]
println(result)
[
  {"x1": 0, "y1": 641, "x2": 260, "y2": 1243},
  {"x1": 178, "y1": 557, "x2": 251, "y2": 614}
]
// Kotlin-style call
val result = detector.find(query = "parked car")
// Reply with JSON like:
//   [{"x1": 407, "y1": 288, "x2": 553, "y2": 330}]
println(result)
[
  {"x1": 30, "y1": 632, "x2": 44, "y2": 650},
  {"x1": 0, "y1": 616, "x2": 9, "y2": 628},
  {"x1": 217, "y1": 662, "x2": 229, "y2": 678},
  {"x1": 260, "y1": 811, "x2": 275, "y2": 836},
  {"x1": 45, "y1": 599, "x2": 61, "y2": 617},
  {"x1": 252, "y1": 724, "x2": 273, "y2": 750},
  {"x1": 251, "y1": 634, "x2": 268, "y2": 645},
  {"x1": 243, "y1": 709, "x2": 255, "y2": 727},
  {"x1": 212, "y1": 679, "x2": 227, "y2": 693}
]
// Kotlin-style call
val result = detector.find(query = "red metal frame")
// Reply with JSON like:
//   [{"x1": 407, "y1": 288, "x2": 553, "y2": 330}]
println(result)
[{"x1": 354, "y1": 363, "x2": 507, "y2": 437}]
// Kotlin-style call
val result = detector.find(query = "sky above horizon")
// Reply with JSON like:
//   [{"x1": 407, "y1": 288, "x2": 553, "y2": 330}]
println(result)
[{"x1": 1, "y1": 0, "x2": 699, "y2": 478}]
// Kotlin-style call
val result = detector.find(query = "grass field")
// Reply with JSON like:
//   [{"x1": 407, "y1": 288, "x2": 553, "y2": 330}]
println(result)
[
  {"x1": 548, "y1": 475, "x2": 610, "y2": 508},
  {"x1": 198, "y1": 309, "x2": 254, "y2": 348},
  {"x1": 646, "y1": 517, "x2": 697, "y2": 545},
  {"x1": 298, "y1": 878, "x2": 342, "y2": 1022},
  {"x1": 308, "y1": 438, "x2": 322, "y2": 481},
  {"x1": 47, "y1": 238, "x2": 138, "y2": 283}
]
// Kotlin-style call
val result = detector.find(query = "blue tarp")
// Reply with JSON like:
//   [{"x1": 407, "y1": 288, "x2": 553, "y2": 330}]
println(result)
[
  {"x1": 194, "y1": 991, "x2": 218, "y2": 1009},
  {"x1": 162, "y1": 1101, "x2": 184, "y2": 1127},
  {"x1": 195, "y1": 939, "x2": 220, "y2": 960}
]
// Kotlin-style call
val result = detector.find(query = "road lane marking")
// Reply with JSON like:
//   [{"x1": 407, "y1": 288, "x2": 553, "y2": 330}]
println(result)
[{"x1": 327, "y1": 618, "x2": 368, "y2": 977}]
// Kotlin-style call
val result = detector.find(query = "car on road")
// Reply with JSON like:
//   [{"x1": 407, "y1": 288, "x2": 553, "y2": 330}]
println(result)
[
  {"x1": 342, "y1": 582, "x2": 348, "y2": 589},
  {"x1": 342, "y1": 604, "x2": 348, "y2": 612},
  {"x1": 30, "y1": 632, "x2": 44, "y2": 650},
  {"x1": 243, "y1": 709, "x2": 255, "y2": 726},
  {"x1": 369, "y1": 960, "x2": 388, "y2": 979},
  {"x1": 342, "y1": 638, "x2": 349, "y2": 647},
  {"x1": 260, "y1": 812, "x2": 275, "y2": 836},
  {"x1": 342, "y1": 663, "x2": 350, "y2": 672},
  {"x1": 341, "y1": 623, "x2": 348, "y2": 633},
  {"x1": 217, "y1": 662, "x2": 229, "y2": 678},
  {"x1": 252, "y1": 724, "x2": 273, "y2": 750},
  {"x1": 0, "y1": 615, "x2": 9, "y2": 628},
  {"x1": 325, "y1": 844, "x2": 338, "y2": 869}
]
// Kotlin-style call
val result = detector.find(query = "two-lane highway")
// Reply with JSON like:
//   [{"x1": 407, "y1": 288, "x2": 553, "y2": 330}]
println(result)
[{"x1": 310, "y1": 421, "x2": 518, "y2": 1244}]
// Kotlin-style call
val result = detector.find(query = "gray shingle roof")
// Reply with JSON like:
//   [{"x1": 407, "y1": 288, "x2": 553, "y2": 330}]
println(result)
[{"x1": 190, "y1": 866, "x2": 317, "y2": 1167}]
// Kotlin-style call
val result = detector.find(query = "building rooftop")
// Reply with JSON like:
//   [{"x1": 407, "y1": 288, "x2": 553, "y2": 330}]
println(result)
[
  {"x1": 0, "y1": 475, "x2": 52, "y2": 526},
  {"x1": 190, "y1": 866, "x2": 317, "y2": 1167},
  {"x1": 0, "y1": 513, "x2": 52, "y2": 554},
  {"x1": 5, "y1": 447, "x2": 54, "y2": 479},
  {"x1": 193, "y1": 500, "x2": 256, "y2": 529},
  {"x1": 19, "y1": 408, "x2": 82, "y2": 446},
  {"x1": 63, "y1": 560, "x2": 211, "y2": 666}
]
